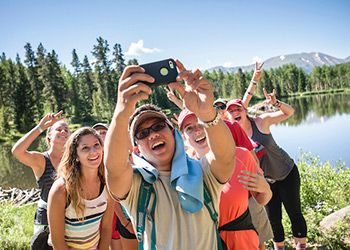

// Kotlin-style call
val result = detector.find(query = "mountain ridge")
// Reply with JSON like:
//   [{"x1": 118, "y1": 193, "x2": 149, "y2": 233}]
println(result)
[{"x1": 208, "y1": 52, "x2": 350, "y2": 74}]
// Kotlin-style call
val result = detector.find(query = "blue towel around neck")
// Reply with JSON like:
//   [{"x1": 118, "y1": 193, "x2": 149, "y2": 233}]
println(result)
[{"x1": 132, "y1": 129, "x2": 204, "y2": 213}]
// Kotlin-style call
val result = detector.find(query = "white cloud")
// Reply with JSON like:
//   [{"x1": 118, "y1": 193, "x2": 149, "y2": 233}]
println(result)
[
  {"x1": 252, "y1": 56, "x2": 263, "y2": 64},
  {"x1": 125, "y1": 40, "x2": 161, "y2": 56},
  {"x1": 223, "y1": 61, "x2": 234, "y2": 68},
  {"x1": 280, "y1": 55, "x2": 285, "y2": 61}
]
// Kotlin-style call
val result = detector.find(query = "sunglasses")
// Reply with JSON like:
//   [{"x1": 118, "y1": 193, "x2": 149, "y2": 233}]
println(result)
[
  {"x1": 214, "y1": 104, "x2": 226, "y2": 110},
  {"x1": 135, "y1": 120, "x2": 167, "y2": 140}
]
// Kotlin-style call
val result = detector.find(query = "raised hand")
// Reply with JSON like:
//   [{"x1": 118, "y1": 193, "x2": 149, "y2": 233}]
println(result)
[
  {"x1": 168, "y1": 60, "x2": 214, "y2": 120},
  {"x1": 252, "y1": 61, "x2": 264, "y2": 82},
  {"x1": 39, "y1": 111, "x2": 65, "y2": 130},
  {"x1": 171, "y1": 113, "x2": 179, "y2": 125},
  {"x1": 263, "y1": 88, "x2": 277, "y2": 105},
  {"x1": 238, "y1": 164, "x2": 270, "y2": 194},
  {"x1": 116, "y1": 65, "x2": 153, "y2": 116}
]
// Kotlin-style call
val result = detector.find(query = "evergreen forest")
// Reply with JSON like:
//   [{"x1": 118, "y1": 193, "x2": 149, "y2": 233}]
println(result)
[{"x1": 1, "y1": 36, "x2": 350, "y2": 135}]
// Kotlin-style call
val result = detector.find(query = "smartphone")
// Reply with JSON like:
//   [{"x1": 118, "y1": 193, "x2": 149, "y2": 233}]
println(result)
[{"x1": 140, "y1": 59, "x2": 178, "y2": 87}]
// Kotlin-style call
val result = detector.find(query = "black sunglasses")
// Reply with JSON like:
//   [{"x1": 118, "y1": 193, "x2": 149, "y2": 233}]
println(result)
[
  {"x1": 135, "y1": 120, "x2": 167, "y2": 140},
  {"x1": 214, "y1": 104, "x2": 226, "y2": 110}
]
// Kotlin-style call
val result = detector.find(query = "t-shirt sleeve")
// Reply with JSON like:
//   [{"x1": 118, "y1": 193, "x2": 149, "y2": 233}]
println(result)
[
  {"x1": 224, "y1": 120, "x2": 254, "y2": 151},
  {"x1": 200, "y1": 156, "x2": 225, "y2": 210}
]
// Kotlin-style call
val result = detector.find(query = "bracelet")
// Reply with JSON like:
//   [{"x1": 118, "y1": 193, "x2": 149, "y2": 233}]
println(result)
[
  {"x1": 36, "y1": 125, "x2": 43, "y2": 133},
  {"x1": 250, "y1": 80, "x2": 257, "y2": 85},
  {"x1": 198, "y1": 108, "x2": 221, "y2": 129},
  {"x1": 246, "y1": 91, "x2": 253, "y2": 96},
  {"x1": 273, "y1": 100, "x2": 282, "y2": 108}
]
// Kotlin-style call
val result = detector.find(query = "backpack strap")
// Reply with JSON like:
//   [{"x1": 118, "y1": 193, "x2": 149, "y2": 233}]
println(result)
[
  {"x1": 136, "y1": 178, "x2": 223, "y2": 250},
  {"x1": 203, "y1": 181, "x2": 224, "y2": 250},
  {"x1": 136, "y1": 179, "x2": 157, "y2": 250}
]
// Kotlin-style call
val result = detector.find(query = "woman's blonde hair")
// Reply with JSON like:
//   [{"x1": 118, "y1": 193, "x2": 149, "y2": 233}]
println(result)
[{"x1": 57, "y1": 127, "x2": 105, "y2": 221}]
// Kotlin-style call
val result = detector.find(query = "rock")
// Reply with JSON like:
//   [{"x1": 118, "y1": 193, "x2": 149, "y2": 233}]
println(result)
[
  {"x1": 248, "y1": 101, "x2": 279, "y2": 115},
  {"x1": 320, "y1": 206, "x2": 350, "y2": 245},
  {"x1": 320, "y1": 206, "x2": 350, "y2": 231}
]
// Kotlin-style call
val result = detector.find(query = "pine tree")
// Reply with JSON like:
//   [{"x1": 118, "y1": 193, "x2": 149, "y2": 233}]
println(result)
[
  {"x1": 13, "y1": 54, "x2": 35, "y2": 132},
  {"x1": 24, "y1": 42, "x2": 44, "y2": 119},
  {"x1": 71, "y1": 49, "x2": 81, "y2": 75}
]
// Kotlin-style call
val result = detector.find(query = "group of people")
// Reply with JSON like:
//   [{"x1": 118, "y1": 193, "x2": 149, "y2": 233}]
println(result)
[{"x1": 12, "y1": 59, "x2": 307, "y2": 250}]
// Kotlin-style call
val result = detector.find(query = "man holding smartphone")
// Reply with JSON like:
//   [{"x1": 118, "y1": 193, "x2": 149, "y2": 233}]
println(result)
[{"x1": 104, "y1": 59, "x2": 236, "y2": 250}]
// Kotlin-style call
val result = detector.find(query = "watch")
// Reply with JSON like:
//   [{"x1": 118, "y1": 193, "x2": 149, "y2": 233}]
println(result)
[{"x1": 198, "y1": 108, "x2": 221, "y2": 128}]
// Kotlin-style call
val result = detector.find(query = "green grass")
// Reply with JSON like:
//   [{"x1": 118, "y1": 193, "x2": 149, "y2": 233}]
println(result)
[{"x1": 0, "y1": 202, "x2": 35, "y2": 250}]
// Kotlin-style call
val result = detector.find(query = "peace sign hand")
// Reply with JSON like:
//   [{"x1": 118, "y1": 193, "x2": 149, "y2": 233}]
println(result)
[
  {"x1": 164, "y1": 86, "x2": 177, "y2": 102},
  {"x1": 168, "y1": 60, "x2": 215, "y2": 121},
  {"x1": 38, "y1": 110, "x2": 66, "y2": 131},
  {"x1": 252, "y1": 61, "x2": 264, "y2": 82},
  {"x1": 263, "y1": 88, "x2": 277, "y2": 105}
]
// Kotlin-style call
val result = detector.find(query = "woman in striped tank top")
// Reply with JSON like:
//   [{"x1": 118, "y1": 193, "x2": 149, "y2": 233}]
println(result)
[
  {"x1": 12, "y1": 110, "x2": 70, "y2": 249},
  {"x1": 48, "y1": 127, "x2": 114, "y2": 250}
]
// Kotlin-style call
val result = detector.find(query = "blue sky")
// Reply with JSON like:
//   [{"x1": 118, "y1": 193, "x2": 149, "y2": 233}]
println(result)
[{"x1": 1, "y1": 0, "x2": 349, "y2": 71}]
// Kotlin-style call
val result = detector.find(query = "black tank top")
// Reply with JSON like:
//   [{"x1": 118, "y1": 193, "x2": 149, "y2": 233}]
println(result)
[
  {"x1": 250, "y1": 119, "x2": 294, "y2": 181},
  {"x1": 34, "y1": 152, "x2": 57, "y2": 225}
]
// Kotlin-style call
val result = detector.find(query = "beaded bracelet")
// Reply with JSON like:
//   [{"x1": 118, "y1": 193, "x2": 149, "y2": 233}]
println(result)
[
  {"x1": 246, "y1": 91, "x2": 253, "y2": 96},
  {"x1": 250, "y1": 80, "x2": 257, "y2": 85},
  {"x1": 273, "y1": 100, "x2": 282, "y2": 108}
]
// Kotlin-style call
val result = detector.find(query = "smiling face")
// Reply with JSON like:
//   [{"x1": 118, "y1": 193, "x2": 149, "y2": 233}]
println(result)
[
  {"x1": 182, "y1": 115, "x2": 209, "y2": 159},
  {"x1": 76, "y1": 134, "x2": 103, "y2": 170},
  {"x1": 134, "y1": 118, "x2": 175, "y2": 171},
  {"x1": 47, "y1": 121, "x2": 70, "y2": 147},
  {"x1": 226, "y1": 105, "x2": 247, "y2": 124}
]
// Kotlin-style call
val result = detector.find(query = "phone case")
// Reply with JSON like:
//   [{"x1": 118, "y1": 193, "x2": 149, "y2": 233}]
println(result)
[{"x1": 140, "y1": 59, "x2": 178, "y2": 87}]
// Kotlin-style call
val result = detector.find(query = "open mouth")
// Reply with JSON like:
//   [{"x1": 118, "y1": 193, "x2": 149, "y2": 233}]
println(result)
[
  {"x1": 89, "y1": 155, "x2": 99, "y2": 161},
  {"x1": 152, "y1": 141, "x2": 165, "y2": 150},
  {"x1": 234, "y1": 116, "x2": 241, "y2": 122},
  {"x1": 195, "y1": 136, "x2": 206, "y2": 144}
]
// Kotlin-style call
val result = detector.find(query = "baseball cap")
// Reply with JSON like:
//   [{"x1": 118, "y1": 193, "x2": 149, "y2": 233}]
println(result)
[
  {"x1": 226, "y1": 99, "x2": 245, "y2": 110},
  {"x1": 177, "y1": 109, "x2": 197, "y2": 131},
  {"x1": 129, "y1": 105, "x2": 173, "y2": 145},
  {"x1": 214, "y1": 98, "x2": 227, "y2": 106},
  {"x1": 92, "y1": 123, "x2": 109, "y2": 130}
]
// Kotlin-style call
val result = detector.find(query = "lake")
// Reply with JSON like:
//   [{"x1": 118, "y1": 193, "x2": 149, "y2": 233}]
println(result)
[{"x1": 0, "y1": 92, "x2": 349, "y2": 189}]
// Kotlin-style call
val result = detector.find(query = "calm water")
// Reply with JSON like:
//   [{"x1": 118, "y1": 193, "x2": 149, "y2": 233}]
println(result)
[{"x1": 1, "y1": 92, "x2": 349, "y2": 189}]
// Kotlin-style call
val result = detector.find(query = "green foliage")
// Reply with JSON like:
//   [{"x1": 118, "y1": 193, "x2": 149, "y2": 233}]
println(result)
[
  {"x1": 1, "y1": 39, "x2": 350, "y2": 135},
  {"x1": 266, "y1": 151, "x2": 350, "y2": 249},
  {"x1": 0, "y1": 203, "x2": 35, "y2": 250}
]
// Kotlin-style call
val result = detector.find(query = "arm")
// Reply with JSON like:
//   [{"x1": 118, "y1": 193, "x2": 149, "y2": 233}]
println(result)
[
  {"x1": 11, "y1": 111, "x2": 65, "y2": 179},
  {"x1": 47, "y1": 179, "x2": 69, "y2": 250},
  {"x1": 165, "y1": 86, "x2": 184, "y2": 110},
  {"x1": 242, "y1": 62, "x2": 264, "y2": 108},
  {"x1": 114, "y1": 202, "x2": 135, "y2": 234},
  {"x1": 238, "y1": 163, "x2": 272, "y2": 206},
  {"x1": 169, "y1": 60, "x2": 236, "y2": 183},
  {"x1": 104, "y1": 65, "x2": 154, "y2": 200},
  {"x1": 98, "y1": 195, "x2": 114, "y2": 250},
  {"x1": 258, "y1": 88, "x2": 295, "y2": 129}
]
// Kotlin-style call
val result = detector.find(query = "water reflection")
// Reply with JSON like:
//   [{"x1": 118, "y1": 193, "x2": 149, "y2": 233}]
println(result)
[
  {"x1": 0, "y1": 136, "x2": 49, "y2": 189},
  {"x1": 280, "y1": 92, "x2": 350, "y2": 126}
]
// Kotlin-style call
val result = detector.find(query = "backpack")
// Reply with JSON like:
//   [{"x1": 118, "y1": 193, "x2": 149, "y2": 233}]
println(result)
[{"x1": 136, "y1": 178, "x2": 224, "y2": 250}]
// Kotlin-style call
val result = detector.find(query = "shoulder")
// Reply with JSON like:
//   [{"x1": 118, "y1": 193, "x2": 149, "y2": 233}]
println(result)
[{"x1": 50, "y1": 178, "x2": 67, "y2": 198}]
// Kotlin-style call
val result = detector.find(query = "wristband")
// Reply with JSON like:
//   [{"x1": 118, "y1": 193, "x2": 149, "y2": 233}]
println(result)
[
  {"x1": 36, "y1": 125, "x2": 43, "y2": 133},
  {"x1": 246, "y1": 91, "x2": 253, "y2": 96},
  {"x1": 250, "y1": 80, "x2": 257, "y2": 85}
]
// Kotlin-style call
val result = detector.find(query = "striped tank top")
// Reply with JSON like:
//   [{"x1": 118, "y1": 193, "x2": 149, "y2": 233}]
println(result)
[{"x1": 64, "y1": 181, "x2": 108, "y2": 249}]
